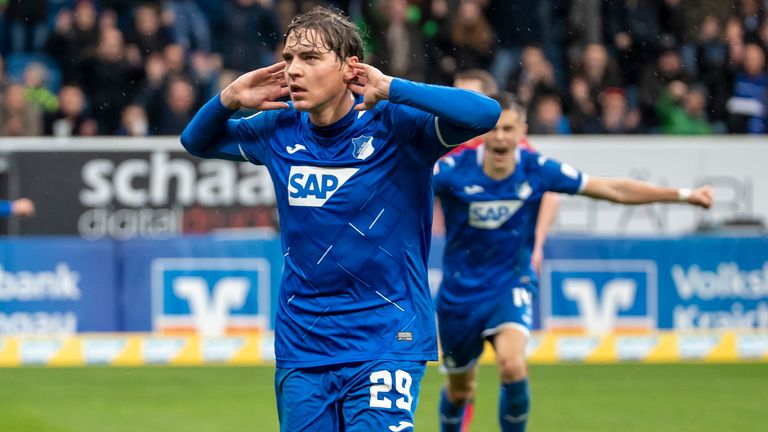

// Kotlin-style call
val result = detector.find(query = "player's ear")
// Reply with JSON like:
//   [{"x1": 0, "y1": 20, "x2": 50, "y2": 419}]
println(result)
[{"x1": 343, "y1": 56, "x2": 359, "y2": 81}]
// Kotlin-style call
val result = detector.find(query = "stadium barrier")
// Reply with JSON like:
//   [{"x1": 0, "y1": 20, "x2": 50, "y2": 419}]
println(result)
[
  {"x1": 1, "y1": 233, "x2": 767, "y2": 366},
  {"x1": 2, "y1": 331, "x2": 767, "y2": 367},
  {"x1": 1, "y1": 136, "x2": 766, "y2": 237}
]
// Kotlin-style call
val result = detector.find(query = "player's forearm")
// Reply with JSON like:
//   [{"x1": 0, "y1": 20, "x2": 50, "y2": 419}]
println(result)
[
  {"x1": 602, "y1": 178, "x2": 680, "y2": 204},
  {"x1": 389, "y1": 78, "x2": 501, "y2": 139},
  {"x1": 180, "y1": 94, "x2": 238, "y2": 158},
  {"x1": 534, "y1": 193, "x2": 560, "y2": 247}
]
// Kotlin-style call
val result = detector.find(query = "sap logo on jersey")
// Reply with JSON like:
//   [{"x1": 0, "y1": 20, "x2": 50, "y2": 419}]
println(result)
[
  {"x1": 152, "y1": 258, "x2": 271, "y2": 336},
  {"x1": 468, "y1": 200, "x2": 523, "y2": 229},
  {"x1": 542, "y1": 260, "x2": 658, "y2": 334},
  {"x1": 288, "y1": 166, "x2": 359, "y2": 207}
]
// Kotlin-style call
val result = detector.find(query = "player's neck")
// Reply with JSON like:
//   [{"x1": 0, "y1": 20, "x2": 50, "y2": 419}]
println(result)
[
  {"x1": 308, "y1": 90, "x2": 356, "y2": 127},
  {"x1": 483, "y1": 159, "x2": 517, "y2": 180}
]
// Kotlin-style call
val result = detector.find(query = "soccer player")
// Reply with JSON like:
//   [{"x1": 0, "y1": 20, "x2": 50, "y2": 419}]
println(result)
[
  {"x1": 0, "y1": 198, "x2": 35, "y2": 218},
  {"x1": 179, "y1": 7, "x2": 500, "y2": 431},
  {"x1": 433, "y1": 92, "x2": 712, "y2": 432}
]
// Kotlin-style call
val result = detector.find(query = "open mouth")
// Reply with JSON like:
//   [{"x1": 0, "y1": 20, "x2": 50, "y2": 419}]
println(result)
[
  {"x1": 489, "y1": 147, "x2": 510, "y2": 156},
  {"x1": 290, "y1": 84, "x2": 307, "y2": 95}
]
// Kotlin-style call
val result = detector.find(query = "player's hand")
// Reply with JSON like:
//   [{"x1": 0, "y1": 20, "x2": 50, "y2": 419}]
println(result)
[
  {"x1": 348, "y1": 62, "x2": 392, "y2": 111},
  {"x1": 531, "y1": 245, "x2": 544, "y2": 276},
  {"x1": 220, "y1": 62, "x2": 289, "y2": 111},
  {"x1": 12, "y1": 198, "x2": 35, "y2": 217},
  {"x1": 688, "y1": 186, "x2": 713, "y2": 209}
]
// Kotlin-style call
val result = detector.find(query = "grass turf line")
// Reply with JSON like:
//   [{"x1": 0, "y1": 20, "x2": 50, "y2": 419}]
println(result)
[{"x1": 0, "y1": 364, "x2": 766, "y2": 431}]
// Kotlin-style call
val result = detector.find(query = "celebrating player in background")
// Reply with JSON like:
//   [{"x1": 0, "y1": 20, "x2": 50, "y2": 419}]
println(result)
[
  {"x1": 0, "y1": 198, "x2": 35, "y2": 218},
  {"x1": 450, "y1": 69, "x2": 560, "y2": 277},
  {"x1": 180, "y1": 7, "x2": 500, "y2": 431},
  {"x1": 433, "y1": 92, "x2": 712, "y2": 432}
]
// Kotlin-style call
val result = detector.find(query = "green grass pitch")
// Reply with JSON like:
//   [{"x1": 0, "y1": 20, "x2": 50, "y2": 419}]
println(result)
[{"x1": 1, "y1": 363, "x2": 766, "y2": 431}]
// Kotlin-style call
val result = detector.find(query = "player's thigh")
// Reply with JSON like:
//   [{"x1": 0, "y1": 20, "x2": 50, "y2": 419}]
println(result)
[
  {"x1": 275, "y1": 367, "x2": 338, "y2": 431},
  {"x1": 484, "y1": 286, "x2": 532, "y2": 378},
  {"x1": 341, "y1": 359, "x2": 427, "y2": 432},
  {"x1": 437, "y1": 307, "x2": 488, "y2": 373}
]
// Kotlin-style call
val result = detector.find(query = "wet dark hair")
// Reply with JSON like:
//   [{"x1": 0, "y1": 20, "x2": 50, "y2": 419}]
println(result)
[
  {"x1": 285, "y1": 6, "x2": 365, "y2": 62},
  {"x1": 489, "y1": 91, "x2": 527, "y2": 122}
]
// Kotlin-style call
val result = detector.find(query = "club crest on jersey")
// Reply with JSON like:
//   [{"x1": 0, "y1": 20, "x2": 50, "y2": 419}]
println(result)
[
  {"x1": 288, "y1": 166, "x2": 359, "y2": 207},
  {"x1": 469, "y1": 200, "x2": 524, "y2": 229},
  {"x1": 351, "y1": 135, "x2": 375, "y2": 160}
]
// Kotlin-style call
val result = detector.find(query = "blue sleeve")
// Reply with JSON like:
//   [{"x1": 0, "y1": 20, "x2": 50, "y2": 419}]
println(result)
[
  {"x1": 0, "y1": 200, "x2": 11, "y2": 218},
  {"x1": 180, "y1": 94, "x2": 272, "y2": 163},
  {"x1": 537, "y1": 155, "x2": 590, "y2": 195},
  {"x1": 388, "y1": 79, "x2": 501, "y2": 162}
]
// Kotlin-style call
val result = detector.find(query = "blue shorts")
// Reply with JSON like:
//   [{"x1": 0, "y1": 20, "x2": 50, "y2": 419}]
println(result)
[
  {"x1": 275, "y1": 359, "x2": 427, "y2": 431},
  {"x1": 437, "y1": 285, "x2": 533, "y2": 373}
]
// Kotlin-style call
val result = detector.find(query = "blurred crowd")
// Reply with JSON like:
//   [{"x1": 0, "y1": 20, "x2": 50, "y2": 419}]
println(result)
[{"x1": 0, "y1": 0, "x2": 766, "y2": 137}]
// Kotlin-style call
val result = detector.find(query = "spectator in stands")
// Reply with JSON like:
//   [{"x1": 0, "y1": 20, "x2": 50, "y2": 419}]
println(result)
[
  {"x1": 44, "y1": 84, "x2": 97, "y2": 137},
  {"x1": 127, "y1": 2, "x2": 173, "y2": 59},
  {"x1": 22, "y1": 62, "x2": 58, "y2": 114},
  {"x1": 80, "y1": 27, "x2": 144, "y2": 134},
  {"x1": 117, "y1": 104, "x2": 150, "y2": 137},
  {"x1": 639, "y1": 48, "x2": 693, "y2": 129},
  {"x1": 604, "y1": 0, "x2": 667, "y2": 86},
  {"x1": 0, "y1": 84, "x2": 42, "y2": 136},
  {"x1": 163, "y1": 43, "x2": 188, "y2": 76},
  {"x1": 5, "y1": 0, "x2": 48, "y2": 53},
  {"x1": 739, "y1": 0, "x2": 764, "y2": 42},
  {"x1": 529, "y1": 93, "x2": 571, "y2": 134},
  {"x1": 134, "y1": 52, "x2": 168, "y2": 131},
  {"x1": 583, "y1": 86, "x2": 641, "y2": 134},
  {"x1": 154, "y1": 75, "x2": 197, "y2": 135},
  {"x1": 189, "y1": 51, "x2": 224, "y2": 102},
  {"x1": 46, "y1": 1, "x2": 101, "y2": 85},
  {"x1": 221, "y1": 0, "x2": 281, "y2": 72},
  {"x1": 565, "y1": 74, "x2": 599, "y2": 134},
  {"x1": 727, "y1": 42, "x2": 768, "y2": 134},
  {"x1": 453, "y1": 69, "x2": 498, "y2": 96},
  {"x1": 573, "y1": 43, "x2": 623, "y2": 100},
  {"x1": 369, "y1": 0, "x2": 425, "y2": 82},
  {"x1": 163, "y1": 0, "x2": 212, "y2": 53},
  {"x1": 487, "y1": 0, "x2": 546, "y2": 90},
  {"x1": 451, "y1": 0, "x2": 494, "y2": 72},
  {"x1": 514, "y1": 45, "x2": 558, "y2": 107},
  {"x1": 420, "y1": 0, "x2": 459, "y2": 85},
  {"x1": 657, "y1": 81, "x2": 714, "y2": 135}
]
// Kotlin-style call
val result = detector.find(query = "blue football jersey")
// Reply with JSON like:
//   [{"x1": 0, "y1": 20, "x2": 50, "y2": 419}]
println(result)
[
  {"x1": 232, "y1": 101, "x2": 455, "y2": 368},
  {"x1": 433, "y1": 145, "x2": 589, "y2": 309}
]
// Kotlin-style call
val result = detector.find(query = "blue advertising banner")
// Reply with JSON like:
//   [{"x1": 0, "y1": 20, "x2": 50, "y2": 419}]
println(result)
[
  {"x1": 2, "y1": 234, "x2": 765, "y2": 336},
  {"x1": 120, "y1": 235, "x2": 283, "y2": 334},
  {"x1": 540, "y1": 235, "x2": 768, "y2": 332},
  {"x1": 0, "y1": 238, "x2": 117, "y2": 334}
]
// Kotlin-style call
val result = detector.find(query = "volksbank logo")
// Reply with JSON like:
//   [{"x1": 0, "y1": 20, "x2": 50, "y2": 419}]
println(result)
[
  {"x1": 152, "y1": 258, "x2": 271, "y2": 336},
  {"x1": 542, "y1": 260, "x2": 657, "y2": 334},
  {"x1": 468, "y1": 200, "x2": 523, "y2": 229},
  {"x1": 288, "y1": 166, "x2": 358, "y2": 207}
]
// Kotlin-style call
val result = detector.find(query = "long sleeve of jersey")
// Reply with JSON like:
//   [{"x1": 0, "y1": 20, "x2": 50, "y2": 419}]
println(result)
[
  {"x1": 180, "y1": 95, "x2": 244, "y2": 161},
  {"x1": 388, "y1": 78, "x2": 501, "y2": 145},
  {"x1": 0, "y1": 200, "x2": 12, "y2": 218}
]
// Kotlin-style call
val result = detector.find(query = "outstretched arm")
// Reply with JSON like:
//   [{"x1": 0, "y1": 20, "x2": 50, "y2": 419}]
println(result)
[
  {"x1": 0, "y1": 198, "x2": 35, "y2": 218},
  {"x1": 582, "y1": 177, "x2": 713, "y2": 208},
  {"x1": 531, "y1": 192, "x2": 560, "y2": 275},
  {"x1": 348, "y1": 62, "x2": 501, "y2": 145},
  {"x1": 180, "y1": 62, "x2": 289, "y2": 161}
]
